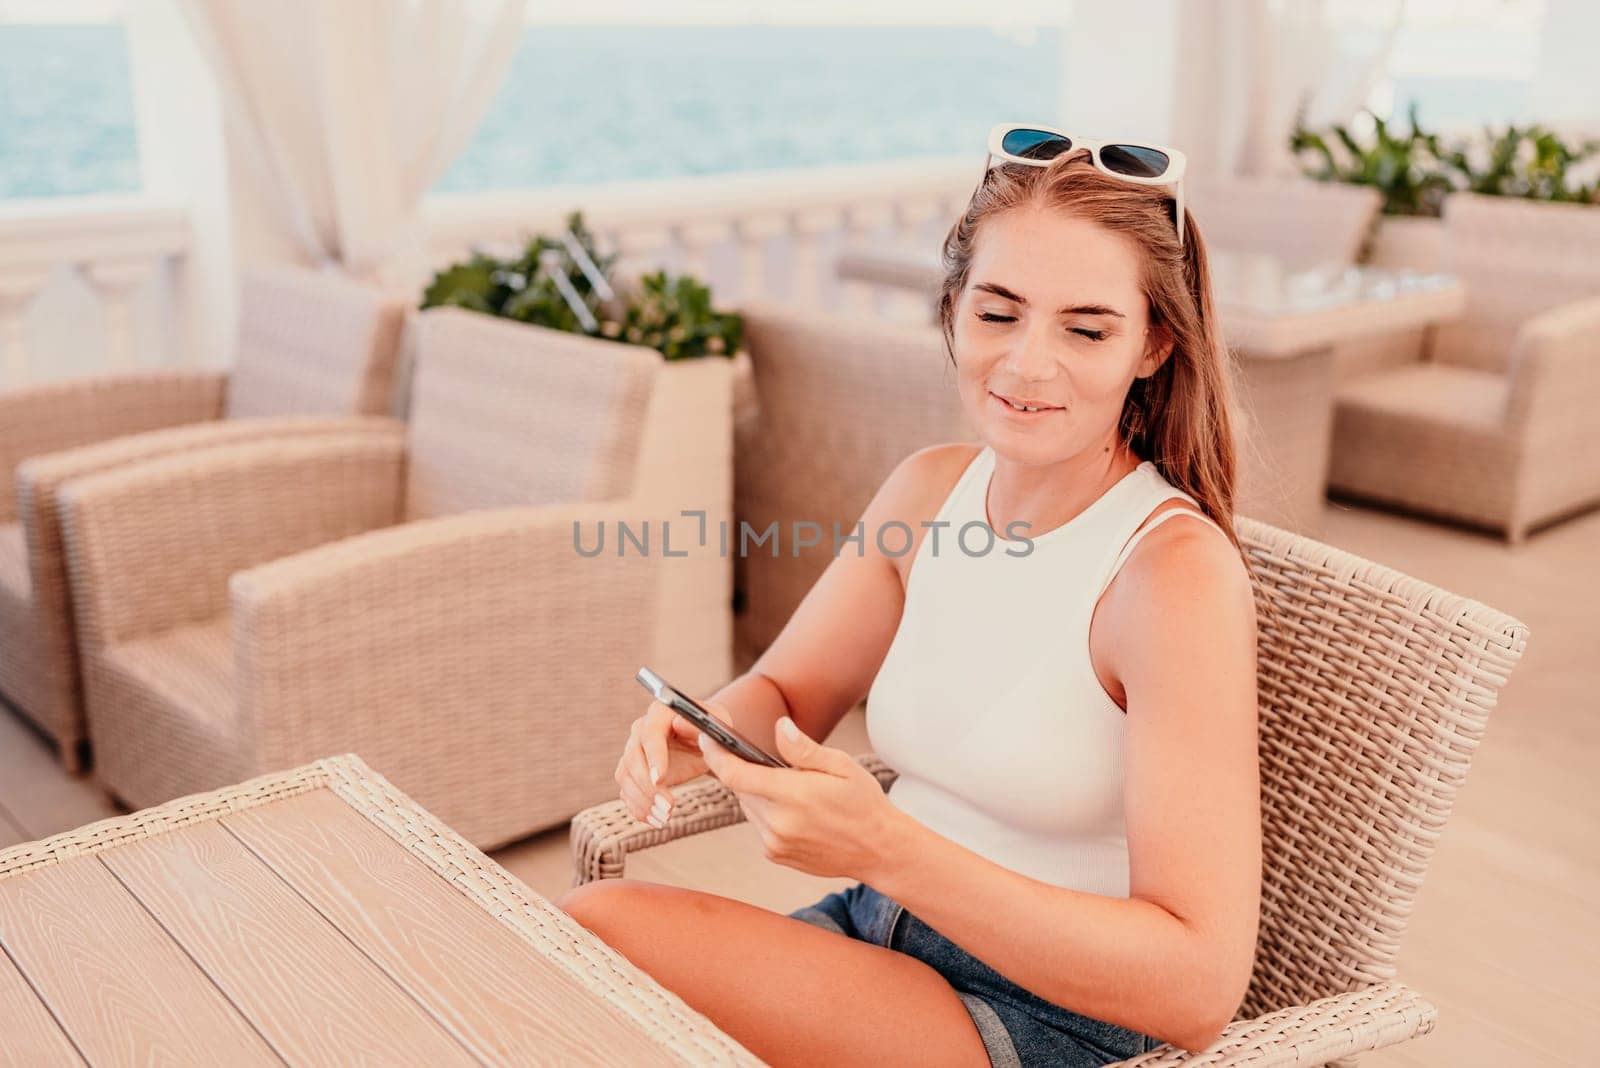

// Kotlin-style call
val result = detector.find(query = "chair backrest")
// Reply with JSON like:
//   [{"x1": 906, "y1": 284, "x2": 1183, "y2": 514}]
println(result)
[
  {"x1": 1186, "y1": 177, "x2": 1381, "y2": 270},
  {"x1": 1232, "y1": 516, "x2": 1528, "y2": 1019},
  {"x1": 1430, "y1": 193, "x2": 1600, "y2": 374},
  {"x1": 224, "y1": 265, "x2": 407, "y2": 419},
  {"x1": 734, "y1": 302, "x2": 978, "y2": 664},
  {"x1": 402, "y1": 307, "x2": 658, "y2": 521}
]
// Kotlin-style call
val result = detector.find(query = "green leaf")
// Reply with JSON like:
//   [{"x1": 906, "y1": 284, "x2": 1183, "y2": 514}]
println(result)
[
  {"x1": 421, "y1": 254, "x2": 504, "y2": 311},
  {"x1": 423, "y1": 218, "x2": 742, "y2": 360},
  {"x1": 1287, "y1": 103, "x2": 1600, "y2": 215}
]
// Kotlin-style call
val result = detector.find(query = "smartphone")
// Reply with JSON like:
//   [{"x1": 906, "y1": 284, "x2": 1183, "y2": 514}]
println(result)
[{"x1": 635, "y1": 666, "x2": 791, "y2": 769}]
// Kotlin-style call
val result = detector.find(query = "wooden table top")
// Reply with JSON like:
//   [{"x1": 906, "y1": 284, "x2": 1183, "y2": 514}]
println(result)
[{"x1": 0, "y1": 754, "x2": 764, "y2": 1067}]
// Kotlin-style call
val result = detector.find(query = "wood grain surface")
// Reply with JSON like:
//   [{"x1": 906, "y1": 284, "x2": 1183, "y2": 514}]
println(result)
[
  {"x1": 0, "y1": 854, "x2": 277, "y2": 1065},
  {"x1": 100, "y1": 817, "x2": 475, "y2": 1067},
  {"x1": 0, "y1": 943, "x2": 85, "y2": 1065},
  {"x1": 0, "y1": 779, "x2": 717, "y2": 1066},
  {"x1": 227, "y1": 790, "x2": 684, "y2": 1066}
]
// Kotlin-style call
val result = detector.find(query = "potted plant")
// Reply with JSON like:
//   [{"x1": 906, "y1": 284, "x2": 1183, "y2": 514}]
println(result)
[
  {"x1": 1290, "y1": 103, "x2": 1453, "y2": 268},
  {"x1": 1435, "y1": 123, "x2": 1600, "y2": 204},
  {"x1": 1291, "y1": 106, "x2": 1600, "y2": 270},
  {"x1": 419, "y1": 212, "x2": 751, "y2": 697}
]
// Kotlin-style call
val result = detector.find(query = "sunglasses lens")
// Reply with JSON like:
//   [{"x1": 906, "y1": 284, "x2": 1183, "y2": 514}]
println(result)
[
  {"x1": 1098, "y1": 144, "x2": 1171, "y2": 178},
  {"x1": 1000, "y1": 128, "x2": 1073, "y2": 162}
]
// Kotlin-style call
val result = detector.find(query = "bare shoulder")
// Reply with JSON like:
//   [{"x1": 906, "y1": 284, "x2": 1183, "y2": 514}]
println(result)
[
  {"x1": 1105, "y1": 500, "x2": 1258, "y2": 668},
  {"x1": 861, "y1": 442, "x2": 984, "y2": 583},
  {"x1": 864, "y1": 442, "x2": 983, "y2": 528},
  {"x1": 1088, "y1": 500, "x2": 1257, "y2": 720}
]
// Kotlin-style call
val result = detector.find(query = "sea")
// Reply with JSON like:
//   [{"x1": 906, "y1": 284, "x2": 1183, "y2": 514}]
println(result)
[
  {"x1": 0, "y1": 23, "x2": 1064, "y2": 200},
  {"x1": 0, "y1": 21, "x2": 1542, "y2": 201}
]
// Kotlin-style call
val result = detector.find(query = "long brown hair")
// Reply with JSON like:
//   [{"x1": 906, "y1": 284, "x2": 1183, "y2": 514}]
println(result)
[{"x1": 937, "y1": 155, "x2": 1253, "y2": 570}]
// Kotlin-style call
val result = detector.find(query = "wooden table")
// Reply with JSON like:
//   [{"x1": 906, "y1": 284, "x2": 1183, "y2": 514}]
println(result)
[
  {"x1": 835, "y1": 245, "x2": 1466, "y2": 533},
  {"x1": 0, "y1": 754, "x2": 763, "y2": 1067}
]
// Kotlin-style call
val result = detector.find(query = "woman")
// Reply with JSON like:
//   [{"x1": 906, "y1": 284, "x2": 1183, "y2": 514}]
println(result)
[{"x1": 557, "y1": 129, "x2": 1261, "y2": 1068}]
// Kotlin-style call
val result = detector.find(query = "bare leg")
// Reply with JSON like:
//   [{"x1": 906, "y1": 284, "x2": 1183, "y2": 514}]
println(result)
[{"x1": 556, "y1": 879, "x2": 991, "y2": 1068}]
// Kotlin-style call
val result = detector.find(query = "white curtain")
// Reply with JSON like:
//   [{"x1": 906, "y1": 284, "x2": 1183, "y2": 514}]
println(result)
[
  {"x1": 180, "y1": 0, "x2": 526, "y2": 288},
  {"x1": 1235, "y1": 0, "x2": 1407, "y2": 176},
  {"x1": 1174, "y1": 0, "x2": 1406, "y2": 179}
]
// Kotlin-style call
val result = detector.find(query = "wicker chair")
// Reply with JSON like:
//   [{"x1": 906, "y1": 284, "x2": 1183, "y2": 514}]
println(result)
[
  {"x1": 57, "y1": 307, "x2": 735, "y2": 850},
  {"x1": 1328, "y1": 194, "x2": 1600, "y2": 541},
  {"x1": 0, "y1": 265, "x2": 405, "y2": 770},
  {"x1": 733, "y1": 302, "x2": 978, "y2": 671},
  {"x1": 1186, "y1": 177, "x2": 1381, "y2": 271},
  {"x1": 569, "y1": 517, "x2": 1530, "y2": 1066},
  {"x1": 1179, "y1": 177, "x2": 1422, "y2": 392}
]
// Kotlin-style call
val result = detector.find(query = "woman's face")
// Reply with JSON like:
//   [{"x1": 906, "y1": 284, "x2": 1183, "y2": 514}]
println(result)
[{"x1": 951, "y1": 203, "x2": 1168, "y2": 465}]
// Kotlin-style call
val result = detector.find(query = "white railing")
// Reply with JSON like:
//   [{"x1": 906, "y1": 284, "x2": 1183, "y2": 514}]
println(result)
[
  {"x1": 0, "y1": 157, "x2": 975, "y2": 391},
  {"x1": 0, "y1": 195, "x2": 189, "y2": 387},
  {"x1": 421, "y1": 155, "x2": 976, "y2": 319}
]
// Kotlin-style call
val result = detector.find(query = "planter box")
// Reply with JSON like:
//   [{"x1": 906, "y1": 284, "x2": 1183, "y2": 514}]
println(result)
[
  {"x1": 1365, "y1": 215, "x2": 1445, "y2": 271},
  {"x1": 632, "y1": 348, "x2": 749, "y2": 698}
]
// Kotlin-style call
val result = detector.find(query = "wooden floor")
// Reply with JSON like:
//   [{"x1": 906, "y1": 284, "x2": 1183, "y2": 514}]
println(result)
[{"x1": 1, "y1": 496, "x2": 1595, "y2": 1065}]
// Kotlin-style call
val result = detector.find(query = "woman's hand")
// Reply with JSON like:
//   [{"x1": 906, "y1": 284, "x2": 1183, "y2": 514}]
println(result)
[
  {"x1": 696, "y1": 715, "x2": 902, "y2": 881},
  {"x1": 614, "y1": 698, "x2": 733, "y2": 828}
]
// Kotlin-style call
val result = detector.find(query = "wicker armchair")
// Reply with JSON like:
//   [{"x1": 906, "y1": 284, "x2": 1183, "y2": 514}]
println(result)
[
  {"x1": 1329, "y1": 194, "x2": 1600, "y2": 541},
  {"x1": 57, "y1": 307, "x2": 734, "y2": 850},
  {"x1": 733, "y1": 302, "x2": 977, "y2": 671},
  {"x1": 1186, "y1": 177, "x2": 1381, "y2": 271},
  {"x1": 569, "y1": 517, "x2": 1530, "y2": 1066},
  {"x1": 1179, "y1": 177, "x2": 1424, "y2": 391},
  {"x1": 0, "y1": 265, "x2": 405, "y2": 769}
]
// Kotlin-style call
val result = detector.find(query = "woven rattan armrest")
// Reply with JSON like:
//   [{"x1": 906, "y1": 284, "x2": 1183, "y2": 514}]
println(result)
[
  {"x1": 15, "y1": 415, "x2": 399, "y2": 598},
  {"x1": 228, "y1": 501, "x2": 666, "y2": 774},
  {"x1": 569, "y1": 751, "x2": 899, "y2": 886},
  {"x1": 1114, "y1": 978, "x2": 1435, "y2": 1066},
  {"x1": 1505, "y1": 294, "x2": 1600, "y2": 433},
  {"x1": 0, "y1": 368, "x2": 226, "y2": 521},
  {"x1": 59, "y1": 431, "x2": 404, "y2": 648}
]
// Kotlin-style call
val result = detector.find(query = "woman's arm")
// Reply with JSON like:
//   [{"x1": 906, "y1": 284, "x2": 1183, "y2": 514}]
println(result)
[{"x1": 862, "y1": 520, "x2": 1262, "y2": 1054}]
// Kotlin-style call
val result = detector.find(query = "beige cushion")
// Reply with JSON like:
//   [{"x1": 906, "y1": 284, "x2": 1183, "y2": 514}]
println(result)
[
  {"x1": 1335, "y1": 363, "x2": 1510, "y2": 430},
  {"x1": 0, "y1": 522, "x2": 36, "y2": 713},
  {"x1": 90, "y1": 617, "x2": 250, "y2": 807},
  {"x1": 0, "y1": 521, "x2": 27, "y2": 602},
  {"x1": 104, "y1": 618, "x2": 237, "y2": 739}
]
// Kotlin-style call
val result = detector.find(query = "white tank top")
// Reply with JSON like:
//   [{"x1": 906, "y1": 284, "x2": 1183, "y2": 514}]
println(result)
[{"x1": 865, "y1": 444, "x2": 1230, "y2": 898}]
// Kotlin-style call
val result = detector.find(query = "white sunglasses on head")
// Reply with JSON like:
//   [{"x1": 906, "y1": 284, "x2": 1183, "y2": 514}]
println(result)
[{"x1": 982, "y1": 123, "x2": 1189, "y2": 247}]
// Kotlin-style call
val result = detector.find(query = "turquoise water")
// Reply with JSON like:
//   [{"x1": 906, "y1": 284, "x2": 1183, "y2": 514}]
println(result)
[
  {"x1": 436, "y1": 26, "x2": 1063, "y2": 190},
  {"x1": 0, "y1": 22, "x2": 1542, "y2": 201},
  {"x1": 0, "y1": 24, "x2": 1063, "y2": 200},
  {"x1": 0, "y1": 24, "x2": 142, "y2": 198}
]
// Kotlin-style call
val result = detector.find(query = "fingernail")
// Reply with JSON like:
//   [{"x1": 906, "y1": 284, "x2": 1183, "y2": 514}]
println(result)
[
  {"x1": 778, "y1": 716, "x2": 800, "y2": 740},
  {"x1": 648, "y1": 761, "x2": 659, "y2": 784},
  {"x1": 648, "y1": 814, "x2": 665, "y2": 829},
  {"x1": 652, "y1": 795, "x2": 668, "y2": 816}
]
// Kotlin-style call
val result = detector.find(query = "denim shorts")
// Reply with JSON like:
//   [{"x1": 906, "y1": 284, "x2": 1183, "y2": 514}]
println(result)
[{"x1": 787, "y1": 881, "x2": 1160, "y2": 1067}]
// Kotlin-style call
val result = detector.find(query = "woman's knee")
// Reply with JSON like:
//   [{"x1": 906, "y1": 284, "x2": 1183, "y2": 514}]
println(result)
[{"x1": 555, "y1": 877, "x2": 657, "y2": 933}]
